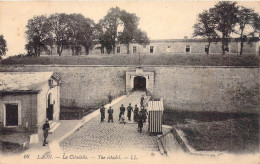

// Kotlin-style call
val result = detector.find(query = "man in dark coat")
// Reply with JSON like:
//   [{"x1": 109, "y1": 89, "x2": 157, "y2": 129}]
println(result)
[
  {"x1": 127, "y1": 103, "x2": 133, "y2": 121},
  {"x1": 138, "y1": 111, "x2": 144, "y2": 133},
  {"x1": 141, "y1": 107, "x2": 148, "y2": 123},
  {"x1": 108, "y1": 106, "x2": 114, "y2": 123},
  {"x1": 140, "y1": 95, "x2": 144, "y2": 107},
  {"x1": 108, "y1": 93, "x2": 112, "y2": 104},
  {"x1": 100, "y1": 105, "x2": 105, "y2": 122},
  {"x1": 42, "y1": 119, "x2": 50, "y2": 146},
  {"x1": 134, "y1": 104, "x2": 139, "y2": 123},
  {"x1": 119, "y1": 104, "x2": 125, "y2": 121}
]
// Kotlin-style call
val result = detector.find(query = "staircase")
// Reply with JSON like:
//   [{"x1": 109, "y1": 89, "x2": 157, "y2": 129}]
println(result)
[
  {"x1": 143, "y1": 96, "x2": 151, "y2": 107},
  {"x1": 49, "y1": 121, "x2": 60, "y2": 134},
  {"x1": 131, "y1": 91, "x2": 151, "y2": 108}
]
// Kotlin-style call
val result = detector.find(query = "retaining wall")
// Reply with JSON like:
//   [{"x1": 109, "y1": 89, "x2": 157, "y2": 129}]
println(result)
[{"x1": 1, "y1": 65, "x2": 259, "y2": 113}]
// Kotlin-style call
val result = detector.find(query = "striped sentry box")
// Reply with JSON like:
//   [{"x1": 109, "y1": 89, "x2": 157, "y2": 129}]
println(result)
[{"x1": 147, "y1": 98, "x2": 164, "y2": 135}]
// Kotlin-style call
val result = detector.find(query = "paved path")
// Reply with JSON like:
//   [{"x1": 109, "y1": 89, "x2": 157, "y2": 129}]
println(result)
[{"x1": 60, "y1": 91, "x2": 160, "y2": 155}]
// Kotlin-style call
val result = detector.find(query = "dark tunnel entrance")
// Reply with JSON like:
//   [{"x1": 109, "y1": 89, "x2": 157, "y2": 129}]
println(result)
[{"x1": 133, "y1": 76, "x2": 146, "y2": 91}]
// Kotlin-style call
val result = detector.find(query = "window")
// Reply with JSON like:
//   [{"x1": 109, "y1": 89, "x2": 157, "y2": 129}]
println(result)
[
  {"x1": 205, "y1": 45, "x2": 209, "y2": 53},
  {"x1": 150, "y1": 46, "x2": 154, "y2": 53},
  {"x1": 133, "y1": 46, "x2": 137, "y2": 53},
  {"x1": 5, "y1": 104, "x2": 18, "y2": 126},
  {"x1": 117, "y1": 47, "x2": 120, "y2": 53},
  {"x1": 167, "y1": 46, "x2": 171, "y2": 48},
  {"x1": 186, "y1": 45, "x2": 190, "y2": 53}
]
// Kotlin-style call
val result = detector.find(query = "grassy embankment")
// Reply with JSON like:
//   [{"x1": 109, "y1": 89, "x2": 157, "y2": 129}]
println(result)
[
  {"x1": 1, "y1": 53, "x2": 259, "y2": 66},
  {"x1": 163, "y1": 109, "x2": 259, "y2": 153}
]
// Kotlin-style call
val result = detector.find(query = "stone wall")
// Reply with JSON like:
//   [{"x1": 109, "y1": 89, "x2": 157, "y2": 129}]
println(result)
[
  {"x1": 149, "y1": 66, "x2": 259, "y2": 113},
  {"x1": 1, "y1": 65, "x2": 259, "y2": 113},
  {"x1": 0, "y1": 93, "x2": 38, "y2": 132},
  {"x1": 0, "y1": 65, "x2": 130, "y2": 108}
]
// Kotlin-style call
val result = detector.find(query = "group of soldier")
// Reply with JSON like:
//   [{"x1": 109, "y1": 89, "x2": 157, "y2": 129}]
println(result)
[{"x1": 100, "y1": 95, "x2": 148, "y2": 133}]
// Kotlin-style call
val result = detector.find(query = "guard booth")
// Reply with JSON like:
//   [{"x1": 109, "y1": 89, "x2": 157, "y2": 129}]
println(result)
[{"x1": 147, "y1": 98, "x2": 164, "y2": 135}]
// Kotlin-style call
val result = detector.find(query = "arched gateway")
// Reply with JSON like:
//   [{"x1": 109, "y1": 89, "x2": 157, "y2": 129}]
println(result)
[
  {"x1": 134, "y1": 76, "x2": 146, "y2": 91},
  {"x1": 126, "y1": 67, "x2": 154, "y2": 94}
]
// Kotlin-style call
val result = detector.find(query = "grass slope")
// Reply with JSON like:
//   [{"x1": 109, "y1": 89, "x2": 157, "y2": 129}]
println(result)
[{"x1": 1, "y1": 53, "x2": 260, "y2": 66}]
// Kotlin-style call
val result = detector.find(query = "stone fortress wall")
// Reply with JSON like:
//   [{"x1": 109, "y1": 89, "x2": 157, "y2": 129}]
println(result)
[{"x1": 1, "y1": 65, "x2": 259, "y2": 113}]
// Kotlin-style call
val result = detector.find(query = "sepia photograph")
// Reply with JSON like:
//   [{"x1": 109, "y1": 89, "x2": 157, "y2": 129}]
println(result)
[{"x1": 0, "y1": 1, "x2": 259, "y2": 164}]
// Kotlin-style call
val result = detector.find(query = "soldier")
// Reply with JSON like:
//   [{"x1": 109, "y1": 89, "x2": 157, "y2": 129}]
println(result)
[
  {"x1": 108, "y1": 93, "x2": 112, "y2": 104},
  {"x1": 119, "y1": 104, "x2": 125, "y2": 121},
  {"x1": 133, "y1": 104, "x2": 139, "y2": 123},
  {"x1": 100, "y1": 105, "x2": 105, "y2": 122},
  {"x1": 138, "y1": 111, "x2": 144, "y2": 133},
  {"x1": 108, "y1": 106, "x2": 114, "y2": 123},
  {"x1": 141, "y1": 106, "x2": 148, "y2": 123},
  {"x1": 140, "y1": 95, "x2": 144, "y2": 107},
  {"x1": 42, "y1": 119, "x2": 50, "y2": 146},
  {"x1": 127, "y1": 103, "x2": 133, "y2": 121}
]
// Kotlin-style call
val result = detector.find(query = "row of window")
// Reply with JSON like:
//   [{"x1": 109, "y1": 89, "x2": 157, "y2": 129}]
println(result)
[{"x1": 115, "y1": 45, "x2": 229, "y2": 54}]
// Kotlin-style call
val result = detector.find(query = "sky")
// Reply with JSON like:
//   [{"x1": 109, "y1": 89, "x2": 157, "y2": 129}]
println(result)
[{"x1": 0, "y1": 1, "x2": 260, "y2": 56}]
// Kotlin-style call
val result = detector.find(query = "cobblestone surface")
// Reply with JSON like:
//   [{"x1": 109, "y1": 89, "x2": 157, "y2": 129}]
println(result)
[{"x1": 60, "y1": 92, "x2": 160, "y2": 154}]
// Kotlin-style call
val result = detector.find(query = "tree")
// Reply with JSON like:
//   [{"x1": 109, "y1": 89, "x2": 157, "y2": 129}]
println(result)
[
  {"x1": 133, "y1": 29, "x2": 150, "y2": 46},
  {"x1": 99, "y1": 7, "x2": 123, "y2": 54},
  {"x1": 193, "y1": 10, "x2": 217, "y2": 54},
  {"x1": 210, "y1": 1, "x2": 239, "y2": 55},
  {"x1": 77, "y1": 18, "x2": 96, "y2": 55},
  {"x1": 25, "y1": 15, "x2": 53, "y2": 56},
  {"x1": 95, "y1": 23, "x2": 113, "y2": 54},
  {"x1": 0, "y1": 35, "x2": 8, "y2": 58},
  {"x1": 252, "y1": 13, "x2": 260, "y2": 37},
  {"x1": 64, "y1": 14, "x2": 95, "y2": 55},
  {"x1": 118, "y1": 10, "x2": 149, "y2": 54},
  {"x1": 236, "y1": 6, "x2": 258, "y2": 55},
  {"x1": 66, "y1": 14, "x2": 83, "y2": 55},
  {"x1": 49, "y1": 13, "x2": 70, "y2": 56}
]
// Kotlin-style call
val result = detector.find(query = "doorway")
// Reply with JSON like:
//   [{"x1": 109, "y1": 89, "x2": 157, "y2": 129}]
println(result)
[
  {"x1": 46, "y1": 93, "x2": 53, "y2": 120},
  {"x1": 5, "y1": 104, "x2": 18, "y2": 126},
  {"x1": 134, "y1": 76, "x2": 146, "y2": 91}
]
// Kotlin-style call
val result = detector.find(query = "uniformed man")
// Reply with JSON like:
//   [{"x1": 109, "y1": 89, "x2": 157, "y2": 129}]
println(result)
[
  {"x1": 100, "y1": 105, "x2": 105, "y2": 122},
  {"x1": 140, "y1": 95, "x2": 144, "y2": 107},
  {"x1": 127, "y1": 103, "x2": 133, "y2": 121},
  {"x1": 133, "y1": 104, "x2": 139, "y2": 123},
  {"x1": 119, "y1": 104, "x2": 125, "y2": 121},
  {"x1": 42, "y1": 119, "x2": 50, "y2": 146},
  {"x1": 108, "y1": 93, "x2": 112, "y2": 104},
  {"x1": 138, "y1": 111, "x2": 144, "y2": 133},
  {"x1": 108, "y1": 106, "x2": 114, "y2": 123},
  {"x1": 141, "y1": 106, "x2": 148, "y2": 123}
]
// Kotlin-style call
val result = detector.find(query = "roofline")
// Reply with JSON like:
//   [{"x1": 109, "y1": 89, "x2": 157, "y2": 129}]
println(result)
[
  {"x1": 0, "y1": 90, "x2": 40, "y2": 94},
  {"x1": 149, "y1": 37, "x2": 260, "y2": 43}
]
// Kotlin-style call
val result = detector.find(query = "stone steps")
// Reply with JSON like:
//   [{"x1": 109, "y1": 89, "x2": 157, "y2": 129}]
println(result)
[{"x1": 49, "y1": 121, "x2": 60, "y2": 134}]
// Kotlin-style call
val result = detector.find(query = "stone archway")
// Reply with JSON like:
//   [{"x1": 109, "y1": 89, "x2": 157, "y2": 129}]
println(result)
[
  {"x1": 134, "y1": 76, "x2": 146, "y2": 91},
  {"x1": 126, "y1": 67, "x2": 154, "y2": 94}
]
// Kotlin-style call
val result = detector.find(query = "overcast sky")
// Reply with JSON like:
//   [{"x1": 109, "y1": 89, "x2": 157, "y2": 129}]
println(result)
[{"x1": 0, "y1": 1, "x2": 260, "y2": 56}]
